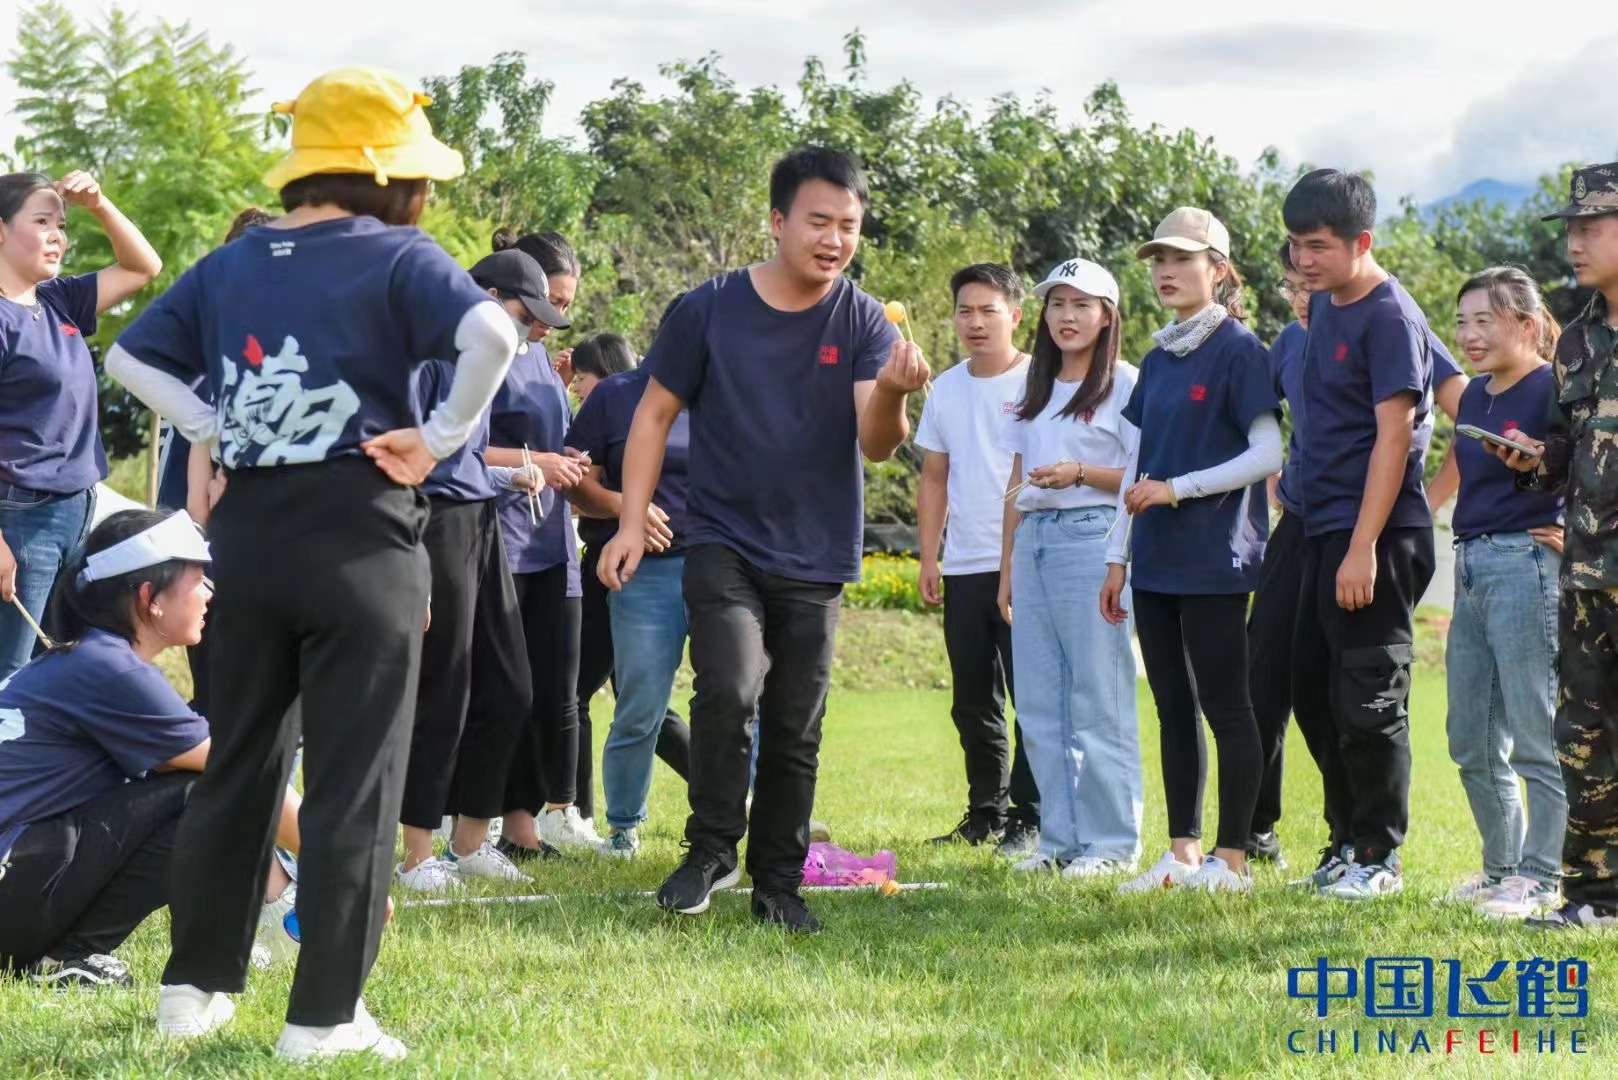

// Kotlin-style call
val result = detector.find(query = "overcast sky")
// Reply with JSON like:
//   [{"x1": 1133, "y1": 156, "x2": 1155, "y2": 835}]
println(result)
[{"x1": 3, "y1": 1, "x2": 1614, "y2": 206}]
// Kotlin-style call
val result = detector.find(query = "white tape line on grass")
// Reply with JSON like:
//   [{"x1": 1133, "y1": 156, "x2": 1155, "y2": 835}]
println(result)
[{"x1": 400, "y1": 881, "x2": 949, "y2": 910}]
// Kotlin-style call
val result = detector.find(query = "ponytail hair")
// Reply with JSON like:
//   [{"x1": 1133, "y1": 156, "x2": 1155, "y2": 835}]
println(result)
[
  {"x1": 1210, "y1": 252, "x2": 1248, "y2": 322},
  {"x1": 491, "y1": 227, "x2": 580, "y2": 280},
  {"x1": 47, "y1": 510, "x2": 203, "y2": 650},
  {"x1": 1457, "y1": 265, "x2": 1561, "y2": 361},
  {"x1": 491, "y1": 226, "x2": 518, "y2": 253}
]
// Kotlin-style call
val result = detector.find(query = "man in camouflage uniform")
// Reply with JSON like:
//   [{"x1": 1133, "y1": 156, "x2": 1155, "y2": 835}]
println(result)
[{"x1": 1500, "y1": 161, "x2": 1618, "y2": 929}]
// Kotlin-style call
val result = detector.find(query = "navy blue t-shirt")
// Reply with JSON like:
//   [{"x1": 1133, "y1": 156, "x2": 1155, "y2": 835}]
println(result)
[
  {"x1": 1122, "y1": 318, "x2": 1279, "y2": 594},
  {"x1": 0, "y1": 630, "x2": 210, "y2": 853},
  {"x1": 645, "y1": 270, "x2": 899, "y2": 583},
  {"x1": 1294, "y1": 277, "x2": 1436, "y2": 538},
  {"x1": 0, "y1": 273, "x2": 107, "y2": 494},
  {"x1": 1453, "y1": 366, "x2": 1563, "y2": 541},
  {"x1": 1268, "y1": 321, "x2": 1306, "y2": 517},
  {"x1": 490, "y1": 344, "x2": 580, "y2": 592},
  {"x1": 115, "y1": 218, "x2": 491, "y2": 470},
  {"x1": 565, "y1": 367, "x2": 692, "y2": 556},
  {"x1": 412, "y1": 358, "x2": 496, "y2": 502}
]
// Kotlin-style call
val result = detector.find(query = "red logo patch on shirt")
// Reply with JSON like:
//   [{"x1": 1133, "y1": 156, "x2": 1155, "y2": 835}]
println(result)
[
  {"x1": 1001, "y1": 400, "x2": 1018, "y2": 415},
  {"x1": 1189, "y1": 384, "x2": 1208, "y2": 402},
  {"x1": 60, "y1": 323, "x2": 80, "y2": 336},
  {"x1": 1334, "y1": 343, "x2": 1349, "y2": 362},
  {"x1": 1503, "y1": 420, "x2": 1520, "y2": 434},
  {"x1": 244, "y1": 334, "x2": 265, "y2": 367},
  {"x1": 818, "y1": 345, "x2": 839, "y2": 366}
]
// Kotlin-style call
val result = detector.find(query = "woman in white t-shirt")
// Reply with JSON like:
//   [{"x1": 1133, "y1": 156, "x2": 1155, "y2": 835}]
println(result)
[{"x1": 995, "y1": 258, "x2": 1142, "y2": 878}]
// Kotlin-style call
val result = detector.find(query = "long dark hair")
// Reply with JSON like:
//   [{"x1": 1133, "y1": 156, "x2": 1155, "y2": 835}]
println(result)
[
  {"x1": 47, "y1": 511, "x2": 203, "y2": 649},
  {"x1": 1016, "y1": 296, "x2": 1122, "y2": 423}
]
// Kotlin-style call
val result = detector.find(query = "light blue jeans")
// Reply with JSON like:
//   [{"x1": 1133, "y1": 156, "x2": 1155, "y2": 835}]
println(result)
[
  {"x1": 604, "y1": 554, "x2": 688, "y2": 831},
  {"x1": 1445, "y1": 532, "x2": 1566, "y2": 886},
  {"x1": 0, "y1": 484, "x2": 94, "y2": 680},
  {"x1": 1010, "y1": 507, "x2": 1142, "y2": 863}
]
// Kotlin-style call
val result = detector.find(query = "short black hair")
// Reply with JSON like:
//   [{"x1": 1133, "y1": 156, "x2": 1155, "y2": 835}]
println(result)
[
  {"x1": 1282, "y1": 168, "x2": 1376, "y2": 243},
  {"x1": 769, "y1": 147, "x2": 869, "y2": 218},
  {"x1": 571, "y1": 333, "x2": 637, "y2": 380},
  {"x1": 48, "y1": 510, "x2": 202, "y2": 649},
  {"x1": 1277, "y1": 239, "x2": 1297, "y2": 274},
  {"x1": 279, "y1": 174, "x2": 428, "y2": 226},
  {"x1": 949, "y1": 263, "x2": 1025, "y2": 307}
]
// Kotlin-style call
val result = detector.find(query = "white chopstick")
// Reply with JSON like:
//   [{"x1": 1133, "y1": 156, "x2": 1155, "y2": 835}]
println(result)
[
  {"x1": 9, "y1": 595, "x2": 54, "y2": 650},
  {"x1": 520, "y1": 444, "x2": 539, "y2": 525}
]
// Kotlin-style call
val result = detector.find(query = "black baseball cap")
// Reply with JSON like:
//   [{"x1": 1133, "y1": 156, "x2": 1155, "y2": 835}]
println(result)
[{"x1": 468, "y1": 249, "x2": 571, "y2": 330}]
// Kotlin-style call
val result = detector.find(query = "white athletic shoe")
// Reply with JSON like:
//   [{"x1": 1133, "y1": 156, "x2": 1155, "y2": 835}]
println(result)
[
  {"x1": 447, "y1": 840, "x2": 528, "y2": 882},
  {"x1": 251, "y1": 885, "x2": 300, "y2": 968},
  {"x1": 274, "y1": 998, "x2": 407, "y2": 1062},
  {"x1": 1476, "y1": 876, "x2": 1561, "y2": 919},
  {"x1": 394, "y1": 856, "x2": 463, "y2": 894},
  {"x1": 1118, "y1": 851, "x2": 1197, "y2": 894},
  {"x1": 607, "y1": 827, "x2": 641, "y2": 860},
  {"x1": 1438, "y1": 871, "x2": 1503, "y2": 906},
  {"x1": 157, "y1": 984, "x2": 236, "y2": 1039},
  {"x1": 1061, "y1": 855, "x2": 1138, "y2": 880},
  {"x1": 1011, "y1": 852, "x2": 1066, "y2": 873},
  {"x1": 1186, "y1": 854, "x2": 1253, "y2": 894},
  {"x1": 539, "y1": 806, "x2": 607, "y2": 852}
]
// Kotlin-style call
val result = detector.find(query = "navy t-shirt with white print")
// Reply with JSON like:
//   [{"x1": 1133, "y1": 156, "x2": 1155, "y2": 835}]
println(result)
[
  {"x1": 645, "y1": 270, "x2": 899, "y2": 583},
  {"x1": 1452, "y1": 366, "x2": 1563, "y2": 541},
  {"x1": 565, "y1": 367, "x2": 693, "y2": 556},
  {"x1": 413, "y1": 358, "x2": 496, "y2": 502},
  {"x1": 0, "y1": 630, "x2": 210, "y2": 854},
  {"x1": 490, "y1": 344, "x2": 580, "y2": 592},
  {"x1": 1294, "y1": 277, "x2": 1436, "y2": 538},
  {"x1": 1122, "y1": 318, "x2": 1279, "y2": 595},
  {"x1": 1268, "y1": 320, "x2": 1306, "y2": 518},
  {"x1": 0, "y1": 273, "x2": 107, "y2": 494},
  {"x1": 114, "y1": 217, "x2": 492, "y2": 470}
]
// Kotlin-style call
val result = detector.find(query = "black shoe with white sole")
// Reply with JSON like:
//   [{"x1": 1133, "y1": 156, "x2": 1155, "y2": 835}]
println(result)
[
  {"x1": 29, "y1": 953, "x2": 133, "y2": 989},
  {"x1": 656, "y1": 847, "x2": 741, "y2": 915},
  {"x1": 751, "y1": 888, "x2": 822, "y2": 935}
]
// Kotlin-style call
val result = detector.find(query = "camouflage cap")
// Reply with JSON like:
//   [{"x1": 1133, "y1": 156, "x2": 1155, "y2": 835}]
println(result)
[{"x1": 1542, "y1": 161, "x2": 1618, "y2": 221}]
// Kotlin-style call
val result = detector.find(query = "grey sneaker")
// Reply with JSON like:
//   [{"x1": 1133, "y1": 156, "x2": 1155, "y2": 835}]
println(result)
[
  {"x1": 1324, "y1": 852, "x2": 1404, "y2": 901},
  {"x1": 1290, "y1": 844, "x2": 1353, "y2": 892},
  {"x1": 607, "y1": 827, "x2": 640, "y2": 860}
]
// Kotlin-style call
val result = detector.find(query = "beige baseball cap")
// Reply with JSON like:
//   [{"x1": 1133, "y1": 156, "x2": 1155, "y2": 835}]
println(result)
[{"x1": 1135, "y1": 207, "x2": 1230, "y2": 260}]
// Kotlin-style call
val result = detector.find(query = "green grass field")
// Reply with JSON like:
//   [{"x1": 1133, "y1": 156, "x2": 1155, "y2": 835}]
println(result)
[{"x1": 3, "y1": 612, "x2": 1615, "y2": 1078}]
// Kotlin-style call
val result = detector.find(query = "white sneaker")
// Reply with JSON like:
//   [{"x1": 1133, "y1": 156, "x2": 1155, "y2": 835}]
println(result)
[
  {"x1": 1062, "y1": 855, "x2": 1138, "y2": 880},
  {"x1": 606, "y1": 826, "x2": 640, "y2": 860},
  {"x1": 252, "y1": 885, "x2": 300, "y2": 968},
  {"x1": 1438, "y1": 871, "x2": 1503, "y2": 906},
  {"x1": 274, "y1": 998, "x2": 407, "y2": 1062},
  {"x1": 157, "y1": 984, "x2": 235, "y2": 1038},
  {"x1": 539, "y1": 806, "x2": 607, "y2": 852},
  {"x1": 1324, "y1": 855, "x2": 1404, "y2": 900},
  {"x1": 394, "y1": 856, "x2": 463, "y2": 894},
  {"x1": 1011, "y1": 852, "x2": 1066, "y2": 873},
  {"x1": 1118, "y1": 851, "x2": 1197, "y2": 894},
  {"x1": 1186, "y1": 854, "x2": 1253, "y2": 894},
  {"x1": 1477, "y1": 876, "x2": 1561, "y2": 919},
  {"x1": 447, "y1": 840, "x2": 528, "y2": 882}
]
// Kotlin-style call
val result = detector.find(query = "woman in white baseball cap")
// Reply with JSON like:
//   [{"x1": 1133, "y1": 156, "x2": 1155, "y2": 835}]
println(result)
[
  {"x1": 995, "y1": 256, "x2": 1144, "y2": 879},
  {"x1": 1102, "y1": 207, "x2": 1284, "y2": 896}
]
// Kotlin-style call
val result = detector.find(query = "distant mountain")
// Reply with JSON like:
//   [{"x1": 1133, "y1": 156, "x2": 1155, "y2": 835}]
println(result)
[{"x1": 1425, "y1": 178, "x2": 1535, "y2": 216}]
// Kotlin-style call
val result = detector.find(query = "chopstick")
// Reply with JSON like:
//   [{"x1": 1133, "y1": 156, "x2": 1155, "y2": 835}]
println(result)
[
  {"x1": 1002, "y1": 478, "x2": 1033, "y2": 502},
  {"x1": 1103, "y1": 473, "x2": 1150, "y2": 550},
  {"x1": 9, "y1": 595, "x2": 54, "y2": 650},
  {"x1": 520, "y1": 444, "x2": 539, "y2": 526}
]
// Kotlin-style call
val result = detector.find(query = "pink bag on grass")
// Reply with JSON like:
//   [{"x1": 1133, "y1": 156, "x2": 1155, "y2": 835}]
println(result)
[{"x1": 801, "y1": 841, "x2": 898, "y2": 887}]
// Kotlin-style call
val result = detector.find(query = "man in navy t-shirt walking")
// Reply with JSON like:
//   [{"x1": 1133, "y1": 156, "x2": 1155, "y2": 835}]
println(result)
[
  {"x1": 598, "y1": 147, "x2": 927, "y2": 932},
  {"x1": 1283, "y1": 169, "x2": 1438, "y2": 900}
]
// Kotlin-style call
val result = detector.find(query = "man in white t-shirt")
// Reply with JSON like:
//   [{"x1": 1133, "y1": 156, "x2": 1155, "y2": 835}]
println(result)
[{"x1": 914, "y1": 264, "x2": 1040, "y2": 856}]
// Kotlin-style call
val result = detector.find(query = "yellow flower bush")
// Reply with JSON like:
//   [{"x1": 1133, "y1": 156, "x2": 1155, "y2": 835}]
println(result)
[{"x1": 844, "y1": 553, "x2": 932, "y2": 614}]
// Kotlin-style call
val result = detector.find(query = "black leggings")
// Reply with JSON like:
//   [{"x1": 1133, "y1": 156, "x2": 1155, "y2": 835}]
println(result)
[
  {"x1": 1132, "y1": 590, "x2": 1262, "y2": 852},
  {"x1": 0, "y1": 774, "x2": 192, "y2": 970},
  {"x1": 506, "y1": 563, "x2": 583, "y2": 810}
]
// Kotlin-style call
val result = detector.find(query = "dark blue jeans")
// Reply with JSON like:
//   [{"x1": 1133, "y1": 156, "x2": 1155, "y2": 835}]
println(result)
[{"x1": 0, "y1": 483, "x2": 93, "y2": 679}]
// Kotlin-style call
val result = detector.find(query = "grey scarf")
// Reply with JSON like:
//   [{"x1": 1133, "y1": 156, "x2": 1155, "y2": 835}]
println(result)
[{"x1": 1152, "y1": 303, "x2": 1229, "y2": 357}]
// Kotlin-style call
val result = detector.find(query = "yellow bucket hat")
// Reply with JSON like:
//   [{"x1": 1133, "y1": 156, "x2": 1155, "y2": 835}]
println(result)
[{"x1": 263, "y1": 66, "x2": 465, "y2": 190}]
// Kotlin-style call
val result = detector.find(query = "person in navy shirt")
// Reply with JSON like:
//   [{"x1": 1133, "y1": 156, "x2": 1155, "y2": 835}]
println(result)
[
  {"x1": 1427, "y1": 267, "x2": 1567, "y2": 919},
  {"x1": 597, "y1": 147, "x2": 925, "y2": 932},
  {"x1": 1101, "y1": 207, "x2": 1282, "y2": 896},
  {"x1": 105, "y1": 67, "x2": 518, "y2": 1060},
  {"x1": 1283, "y1": 168, "x2": 1440, "y2": 901},
  {"x1": 0, "y1": 170, "x2": 162, "y2": 679}
]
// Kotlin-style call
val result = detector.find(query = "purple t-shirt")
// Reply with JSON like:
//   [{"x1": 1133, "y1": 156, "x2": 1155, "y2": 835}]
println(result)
[
  {"x1": 566, "y1": 367, "x2": 692, "y2": 556},
  {"x1": 413, "y1": 358, "x2": 496, "y2": 503},
  {"x1": 1268, "y1": 321, "x2": 1306, "y2": 518},
  {"x1": 0, "y1": 273, "x2": 107, "y2": 494},
  {"x1": 489, "y1": 344, "x2": 580, "y2": 592},
  {"x1": 1453, "y1": 366, "x2": 1563, "y2": 541},
  {"x1": 644, "y1": 270, "x2": 898, "y2": 583},
  {"x1": 0, "y1": 630, "x2": 209, "y2": 853},
  {"x1": 1122, "y1": 318, "x2": 1279, "y2": 594}
]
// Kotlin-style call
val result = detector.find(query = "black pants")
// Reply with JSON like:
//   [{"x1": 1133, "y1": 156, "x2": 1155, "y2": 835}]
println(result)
[
  {"x1": 942, "y1": 571, "x2": 1037, "y2": 826},
  {"x1": 1291, "y1": 527, "x2": 1434, "y2": 860},
  {"x1": 0, "y1": 773, "x2": 192, "y2": 970},
  {"x1": 1559, "y1": 588, "x2": 1618, "y2": 909},
  {"x1": 578, "y1": 545, "x2": 691, "y2": 819},
  {"x1": 1246, "y1": 509, "x2": 1307, "y2": 835},
  {"x1": 403, "y1": 499, "x2": 531, "y2": 827},
  {"x1": 505, "y1": 563, "x2": 582, "y2": 811},
  {"x1": 164, "y1": 457, "x2": 430, "y2": 1027},
  {"x1": 682, "y1": 543, "x2": 841, "y2": 892},
  {"x1": 1133, "y1": 590, "x2": 1262, "y2": 851}
]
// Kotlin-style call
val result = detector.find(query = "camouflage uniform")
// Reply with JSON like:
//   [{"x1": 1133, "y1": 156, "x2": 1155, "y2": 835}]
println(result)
[{"x1": 1519, "y1": 162, "x2": 1618, "y2": 910}]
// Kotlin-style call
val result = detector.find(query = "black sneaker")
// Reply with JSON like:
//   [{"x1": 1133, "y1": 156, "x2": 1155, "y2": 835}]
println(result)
[
  {"x1": 928, "y1": 812, "x2": 1004, "y2": 847},
  {"x1": 496, "y1": 837, "x2": 561, "y2": 864},
  {"x1": 656, "y1": 847, "x2": 741, "y2": 915},
  {"x1": 751, "y1": 888, "x2": 822, "y2": 935},
  {"x1": 30, "y1": 953, "x2": 133, "y2": 989},
  {"x1": 995, "y1": 817, "x2": 1040, "y2": 859},
  {"x1": 1246, "y1": 831, "x2": 1288, "y2": 870}
]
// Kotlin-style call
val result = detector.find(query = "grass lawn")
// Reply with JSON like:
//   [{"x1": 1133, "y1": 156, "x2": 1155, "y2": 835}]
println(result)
[{"x1": 3, "y1": 612, "x2": 1614, "y2": 1078}]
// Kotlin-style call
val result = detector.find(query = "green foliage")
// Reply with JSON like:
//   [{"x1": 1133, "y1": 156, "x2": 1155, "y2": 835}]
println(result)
[{"x1": 844, "y1": 553, "x2": 932, "y2": 614}]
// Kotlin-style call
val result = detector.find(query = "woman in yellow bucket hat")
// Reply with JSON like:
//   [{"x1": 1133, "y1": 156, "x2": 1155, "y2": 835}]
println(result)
[{"x1": 104, "y1": 65, "x2": 522, "y2": 1063}]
